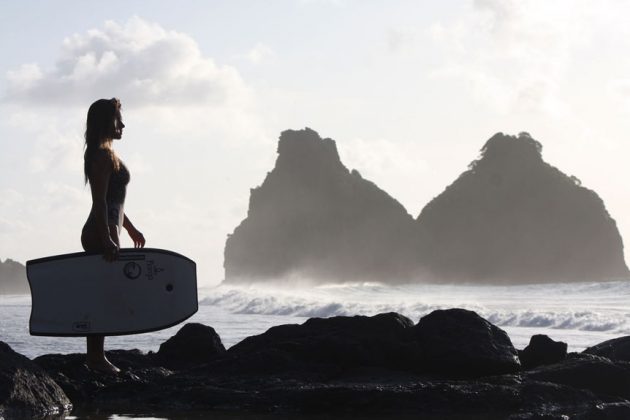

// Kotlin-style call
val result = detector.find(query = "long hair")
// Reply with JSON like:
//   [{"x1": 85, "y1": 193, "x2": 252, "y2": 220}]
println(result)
[{"x1": 84, "y1": 98, "x2": 121, "y2": 184}]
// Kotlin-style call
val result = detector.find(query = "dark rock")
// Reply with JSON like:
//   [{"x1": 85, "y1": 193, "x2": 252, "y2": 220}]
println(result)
[
  {"x1": 519, "y1": 335, "x2": 567, "y2": 369},
  {"x1": 0, "y1": 257, "x2": 28, "y2": 294},
  {"x1": 226, "y1": 312, "x2": 417, "y2": 374},
  {"x1": 523, "y1": 355, "x2": 630, "y2": 399},
  {"x1": 157, "y1": 323, "x2": 226, "y2": 368},
  {"x1": 11, "y1": 315, "x2": 630, "y2": 418},
  {"x1": 0, "y1": 341, "x2": 71, "y2": 418},
  {"x1": 412, "y1": 308, "x2": 521, "y2": 376},
  {"x1": 34, "y1": 350, "x2": 172, "y2": 405},
  {"x1": 415, "y1": 132, "x2": 629, "y2": 283},
  {"x1": 583, "y1": 336, "x2": 630, "y2": 362},
  {"x1": 224, "y1": 127, "x2": 419, "y2": 284},
  {"x1": 579, "y1": 402, "x2": 630, "y2": 420}
]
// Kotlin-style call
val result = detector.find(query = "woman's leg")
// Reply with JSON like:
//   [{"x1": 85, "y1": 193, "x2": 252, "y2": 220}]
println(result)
[
  {"x1": 86, "y1": 335, "x2": 120, "y2": 373},
  {"x1": 83, "y1": 225, "x2": 121, "y2": 373}
]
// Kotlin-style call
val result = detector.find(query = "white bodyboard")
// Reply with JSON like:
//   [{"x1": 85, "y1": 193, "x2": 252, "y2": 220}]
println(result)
[{"x1": 27, "y1": 248, "x2": 198, "y2": 336}]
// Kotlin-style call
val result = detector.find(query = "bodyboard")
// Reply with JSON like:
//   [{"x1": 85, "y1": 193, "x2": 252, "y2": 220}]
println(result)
[{"x1": 26, "y1": 248, "x2": 198, "y2": 336}]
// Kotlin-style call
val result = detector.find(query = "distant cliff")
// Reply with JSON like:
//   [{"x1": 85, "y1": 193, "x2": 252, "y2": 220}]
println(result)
[
  {"x1": 224, "y1": 129, "x2": 628, "y2": 284},
  {"x1": 416, "y1": 132, "x2": 629, "y2": 283},
  {"x1": 0, "y1": 258, "x2": 28, "y2": 294},
  {"x1": 224, "y1": 128, "x2": 419, "y2": 283}
]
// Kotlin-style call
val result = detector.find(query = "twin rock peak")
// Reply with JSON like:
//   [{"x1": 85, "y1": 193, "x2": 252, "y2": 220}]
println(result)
[{"x1": 224, "y1": 128, "x2": 628, "y2": 284}]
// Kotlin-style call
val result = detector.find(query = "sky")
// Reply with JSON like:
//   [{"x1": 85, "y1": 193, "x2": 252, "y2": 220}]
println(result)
[{"x1": 2, "y1": 0, "x2": 630, "y2": 286}]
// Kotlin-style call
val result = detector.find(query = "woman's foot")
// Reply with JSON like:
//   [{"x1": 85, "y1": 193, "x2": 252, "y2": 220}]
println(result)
[{"x1": 86, "y1": 356, "x2": 121, "y2": 374}]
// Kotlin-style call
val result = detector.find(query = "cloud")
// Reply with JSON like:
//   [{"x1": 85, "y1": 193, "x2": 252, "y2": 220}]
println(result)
[
  {"x1": 4, "y1": 16, "x2": 250, "y2": 108},
  {"x1": 0, "y1": 217, "x2": 30, "y2": 235},
  {"x1": 428, "y1": 0, "x2": 591, "y2": 115},
  {"x1": 338, "y1": 137, "x2": 424, "y2": 176},
  {"x1": 244, "y1": 43, "x2": 276, "y2": 64},
  {"x1": 386, "y1": 28, "x2": 417, "y2": 54},
  {"x1": 607, "y1": 78, "x2": 630, "y2": 113},
  {"x1": 0, "y1": 189, "x2": 25, "y2": 211}
]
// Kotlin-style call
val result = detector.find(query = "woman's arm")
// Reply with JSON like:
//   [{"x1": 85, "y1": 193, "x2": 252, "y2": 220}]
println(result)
[
  {"x1": 88, "y1": 152, "x2": 119, "y2": 261},
  {"x1": 123, "y1": 214, "x2": 146, "y2": 248}
]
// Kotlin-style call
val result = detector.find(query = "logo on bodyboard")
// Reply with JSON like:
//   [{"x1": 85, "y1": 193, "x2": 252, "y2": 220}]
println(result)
[
  {"x1": 73, "y1": 321, "x2": 91, "y2": 332},
  {"x1": 123, "y1": 261, "x2": 142, "y2": 279}
]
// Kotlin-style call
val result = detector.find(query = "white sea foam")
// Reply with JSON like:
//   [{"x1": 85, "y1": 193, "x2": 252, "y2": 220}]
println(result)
[
  {"x1": 2, "y1": 280, "x2": 629, "y2": 358},
  {"x1": 199, "y1": 280, "x2": 630, "y2": 335}
]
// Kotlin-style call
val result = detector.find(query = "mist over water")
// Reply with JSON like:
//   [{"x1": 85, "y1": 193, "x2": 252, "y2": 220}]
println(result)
[
  {"x1": 2, "y1": 279, "x2": 629, "y2": 359},
  {"x1": 205, "y1": 280, "x2": 630, "y2": 333}
]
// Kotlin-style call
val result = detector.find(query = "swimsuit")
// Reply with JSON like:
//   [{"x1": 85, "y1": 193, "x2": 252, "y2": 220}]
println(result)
[
  {"x1": 81, "y1": 160, "x2": 130, "y2": 251},
  {"x1": 105, "y1": 160, "x2": 130, "y2": 233}
]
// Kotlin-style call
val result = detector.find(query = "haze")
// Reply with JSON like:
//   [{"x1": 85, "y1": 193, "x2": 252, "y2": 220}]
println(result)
[{"x1": 2, "y1": 0, "x2": 630, "y2": 285}]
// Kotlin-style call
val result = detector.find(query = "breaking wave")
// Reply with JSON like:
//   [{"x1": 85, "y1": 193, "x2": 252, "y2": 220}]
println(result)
[{"x1": 199, "y1": 280, "x2": 630, "y2": 335}]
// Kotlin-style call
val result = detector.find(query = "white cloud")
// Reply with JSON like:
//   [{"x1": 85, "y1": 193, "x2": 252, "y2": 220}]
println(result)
[
  {"x1": 4, "y1": 16, "x2": 250, "y2": 108},
  {"x1": 0, "y1": 189, "x2": 25, "y2": 208},
  {"x1": 6, "y1": 64, "x2": 43, "y2": 90},
  {"x1": 338, "y1": 137, "x2": 423, "y2": 176},
  {"x1": 428, "y1": 0, "x2": 592, "y2": 115},
  {"x1": 608, "y1": 78, "x2": 630, "y2": 114},
  {"x1": 245, "y1": 43, "x2": 276, "y2": 64},
  {"x1": 386, "y1": 28, "x2": 417, "y2": 54},
  {"x1": 0, "y1": 217, "x2": 30, "y2": 235},
  {"x1": 5, "y1": 108, "x2": 85, "y2": 174}
]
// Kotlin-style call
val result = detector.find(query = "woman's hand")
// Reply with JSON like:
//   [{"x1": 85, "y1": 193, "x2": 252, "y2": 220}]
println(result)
[
  {"x1": 102, "y1": 237, "x2": 119, "y2": 262},
  {"x1": 128, "y1": 226, "x2": 146, "y2": 248}
]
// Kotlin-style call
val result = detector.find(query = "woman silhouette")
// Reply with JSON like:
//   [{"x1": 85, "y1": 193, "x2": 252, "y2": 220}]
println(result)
[{"x1": 81, "y1": 98, "x2": 146, "y2": 373}]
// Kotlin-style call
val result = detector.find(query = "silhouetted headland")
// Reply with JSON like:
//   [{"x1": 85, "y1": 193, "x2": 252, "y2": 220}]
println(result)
[
  {"x1": 0, "y1": 258, "x2": 28, "y2": 294},
  {"x1": 4, "y1": 310, "x2": 630, "y2": 418},
  {"x1": 224, "y1": 129, "x2": 628, "y2": 284},
  {"x1": 416, "y1": 132, "x2": 629, "y2": 283},
  {"x1": 224, "y1": 128, "x2": 419, "y2": 283}
]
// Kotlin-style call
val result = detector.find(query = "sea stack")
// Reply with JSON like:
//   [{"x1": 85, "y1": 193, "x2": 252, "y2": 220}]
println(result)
[
  {"x1": 415, "y1": 132, "x2": 629, "y2": 283},
  {"x1": 224, "y1": 128, "x2": 418, "y2": 283},
  {"x1": 0, "y1": 258, "x2": 28, "y2": 294}
]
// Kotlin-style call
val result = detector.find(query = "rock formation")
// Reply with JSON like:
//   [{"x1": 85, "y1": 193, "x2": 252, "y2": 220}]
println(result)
[
  {"x1": 0, "y1": 342, "x2": 71, "y2": 418},
  {"x1": 519, "y1": 334, "x2": 568, "y2": 369},
  {"x1": 5, "y1": 310, "x2": 630, "y2": 418},
  {"x1": 416, "y1": 132, "x2": 629, "y2": 283},
  {"x1": 224, "y1": 128, "x2": 419, "y2": 283},
  {"x1": 0, "y1": 258, "x2": 28, "y2": 294},
  {"x1": 224, "y1": 129, "x2": 628, "y2": 284}
]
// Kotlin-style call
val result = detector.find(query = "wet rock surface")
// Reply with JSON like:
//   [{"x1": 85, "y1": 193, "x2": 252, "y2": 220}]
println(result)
[
  {"x1": 0, "y1": 341, "x2": 71, "y2": 418},
  {"x1": 583, "y1": 335, "x2": 630, "y2": 362},
  {"x1": 5, "y1": 310, "x2": 630, "y2": 419}
]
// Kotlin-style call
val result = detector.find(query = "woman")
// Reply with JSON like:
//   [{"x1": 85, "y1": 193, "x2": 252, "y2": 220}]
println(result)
[{"x1": 81, "y1": 98, "x2": 146, "y2": 373}]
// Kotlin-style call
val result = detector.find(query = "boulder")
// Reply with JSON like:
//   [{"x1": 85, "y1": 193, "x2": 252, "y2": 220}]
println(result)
[
  {"x1": 519, "y1": 335, "x2": 568, "y2": 369},
  {"x1": 12, "y1": 317, "x2": 630, "y2": 418},
  {"x1": 412, "y1": 308, "x2": 521, "y2": 376},
  {"x1": 227, "y1": 312, "x2": 417, "y2": 373},
  {"x1": 157, "y1": 323, "x2": 226, "y2": 368},
  {"x1": 524, "y1": 353, "x2": 630, "y2": 399},
  {"x1": 0, "y1": 341, "x2": 71, "y2": 418},
  {"x1": 583, "y1": 336, "x2": 630, "y2": 362}
]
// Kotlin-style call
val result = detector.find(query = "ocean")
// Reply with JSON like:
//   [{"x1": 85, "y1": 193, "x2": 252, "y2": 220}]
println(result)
[{"x1": 2, "y1": 280, "x2": 629, "y2": 359}]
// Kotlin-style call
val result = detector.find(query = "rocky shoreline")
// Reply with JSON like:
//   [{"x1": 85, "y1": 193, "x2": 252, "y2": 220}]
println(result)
[{"x1": 3, "y1": 309, "x2": 630, "y2": 419}]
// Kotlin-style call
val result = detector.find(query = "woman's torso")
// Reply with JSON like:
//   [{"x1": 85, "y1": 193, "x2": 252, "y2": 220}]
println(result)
[{"x1": 81, "y1": 159, "x2": 130, "y2": 251}]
